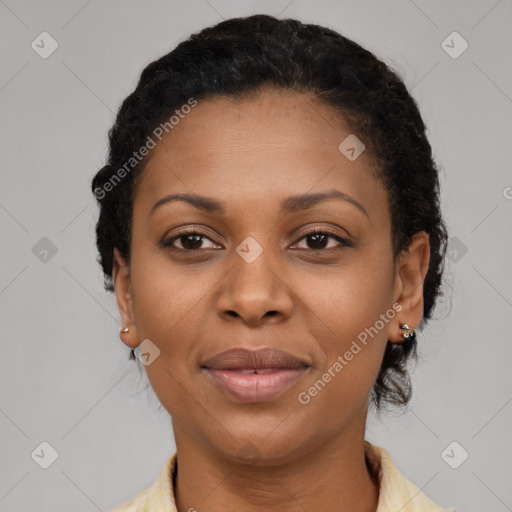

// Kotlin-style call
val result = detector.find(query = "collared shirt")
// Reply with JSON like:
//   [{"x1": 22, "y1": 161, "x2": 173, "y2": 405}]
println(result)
[{"x1": 110, "y1": 441, "x2": 458, "y2": 511}]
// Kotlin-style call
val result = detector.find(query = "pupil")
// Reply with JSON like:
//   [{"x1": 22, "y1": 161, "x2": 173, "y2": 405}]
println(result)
[
  {"x1": 309, "y1": 234, "x2": 327, "y2": 249},
  {"x1": 182, "y1": 235, "x2": 202, "y2": 250}
]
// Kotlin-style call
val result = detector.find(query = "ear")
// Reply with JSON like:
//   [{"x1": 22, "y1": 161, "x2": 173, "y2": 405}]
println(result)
[
  {"x1": 113, "y1": 247, "x2": 140, "y2": 349},
  {"x1": 390, "y1": 231, "x2": 430, "y2": 344}
]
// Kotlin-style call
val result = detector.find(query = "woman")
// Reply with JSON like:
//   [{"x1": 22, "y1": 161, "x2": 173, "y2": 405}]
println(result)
[{"x1": 92, "y1": 14, "x2": 455, "y2": 512}]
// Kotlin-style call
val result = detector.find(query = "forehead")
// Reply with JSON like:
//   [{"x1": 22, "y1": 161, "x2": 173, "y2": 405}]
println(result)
[
  {"x1": 134, "y1": 88, "x2": 386, "y2": 220},
  {"x1": 145, "y1": 89, "x2": 365, "y2": 164}
]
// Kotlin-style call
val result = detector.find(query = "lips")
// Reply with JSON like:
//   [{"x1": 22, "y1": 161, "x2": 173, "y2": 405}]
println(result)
[
  {"x1": 202, "y1": 347, "x2": 310, "y2": 403},
  {"x1": 202, "y1": 347, "x2": 308, "y2": 370}
]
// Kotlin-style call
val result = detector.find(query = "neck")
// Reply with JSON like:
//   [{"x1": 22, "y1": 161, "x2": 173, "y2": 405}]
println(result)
[{"x1": 171, "y1": 422, "x2": 380, "y2": 512}]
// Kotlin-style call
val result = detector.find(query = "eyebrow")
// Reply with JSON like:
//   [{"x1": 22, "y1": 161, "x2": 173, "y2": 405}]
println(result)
[{"x1": 149, "y1": 189, "x2": 369, "y2": 219}]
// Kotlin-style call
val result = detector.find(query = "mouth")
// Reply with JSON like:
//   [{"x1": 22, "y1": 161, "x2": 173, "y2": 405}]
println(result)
[{"x1": 201, "y1": 347, "x2": 310, "y2": 403}]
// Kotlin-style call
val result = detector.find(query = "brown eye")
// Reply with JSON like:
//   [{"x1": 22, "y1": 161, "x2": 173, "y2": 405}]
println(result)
[
  {"x1": 293, "y1": 228, "x2": 352, "y2": 251},
  {"x1": 161, "y1": 229, "x2": 221, "y2": 251},
  {"x1": 159, "y1": 227, "x2": 352, "y2": 254}
]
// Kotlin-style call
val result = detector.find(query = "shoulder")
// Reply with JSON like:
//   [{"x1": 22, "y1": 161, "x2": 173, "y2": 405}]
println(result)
[
  {"x1": 108, "y1": 453, "x2": 178, "y2": 512},
  {"x1": 364, "y1": 441, "x2": 459, "y2": 512}
]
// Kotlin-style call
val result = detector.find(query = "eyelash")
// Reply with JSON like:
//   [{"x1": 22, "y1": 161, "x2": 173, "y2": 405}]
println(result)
[{"x1": 160, "y1": 227, "x2": 353, "y2": 254}]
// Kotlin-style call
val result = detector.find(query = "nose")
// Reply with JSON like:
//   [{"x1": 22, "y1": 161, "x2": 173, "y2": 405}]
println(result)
[{"x1": 216, "y1": 248, "x2": 295, "y2": 326}]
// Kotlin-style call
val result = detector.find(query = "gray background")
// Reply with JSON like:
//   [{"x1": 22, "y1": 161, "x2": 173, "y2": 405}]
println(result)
[{"x1": 1, "y1": 1, "x2": 511, "y2": 511}]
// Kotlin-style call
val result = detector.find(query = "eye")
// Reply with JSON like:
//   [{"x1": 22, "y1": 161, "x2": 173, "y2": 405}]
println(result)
[
  {"x1": 160, "y1": 226, "x2": 352, "y2": 253},
  {"x1": 292, "y1": 227, "x2": 352, "y2": 252},
  {"x1": 160, "y1": 228, "x2": 221, "y2": 251}
]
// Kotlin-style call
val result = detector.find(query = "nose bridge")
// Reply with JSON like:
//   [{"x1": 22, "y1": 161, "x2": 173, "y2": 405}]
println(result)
[{"x1": 218, "y1": 234, "x2": 294, "y2": 323}]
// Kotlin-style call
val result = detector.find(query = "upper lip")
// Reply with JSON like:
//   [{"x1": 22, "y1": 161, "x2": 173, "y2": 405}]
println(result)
[{"x1": 202, "y1": 347, "x2": 309, "y2": 370}]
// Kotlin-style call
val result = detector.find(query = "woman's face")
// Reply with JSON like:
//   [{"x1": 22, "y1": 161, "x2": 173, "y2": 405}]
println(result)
[{"x1": 113, "y1": 88, "x2": 429, "y2": 463}]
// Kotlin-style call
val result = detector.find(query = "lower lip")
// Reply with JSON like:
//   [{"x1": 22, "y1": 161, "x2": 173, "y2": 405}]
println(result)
[{"x1": 205, "y1": 368, "x2": 308, "y2": 403}]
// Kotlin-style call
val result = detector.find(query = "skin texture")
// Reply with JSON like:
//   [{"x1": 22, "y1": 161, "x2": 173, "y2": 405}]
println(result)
[{"x1": 112, "y1": 88, "x2": 430, "y2": 512}]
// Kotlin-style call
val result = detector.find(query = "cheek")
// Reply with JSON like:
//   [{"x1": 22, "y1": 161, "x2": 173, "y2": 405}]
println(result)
[
  {"x1": 129, "y1": 241, "x2": 213, "y2": 335},
  {"x1": 304, "y1": 250, "x2": 395, "y2": 341},
  {"x1": 297, "y1": 252, "x2": 394, "y2": 401},
  {"x1": 127, "y1": 247, "x2": 218, "y2": 404},
  {"x1": 296, "y1": 289, "x2": 391, "y2": 426}
]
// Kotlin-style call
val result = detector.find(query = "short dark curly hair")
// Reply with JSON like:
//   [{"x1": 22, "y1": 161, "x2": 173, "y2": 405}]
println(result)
[{"x1": 91, "y1": 14, "x2": 449, "y2": 413}]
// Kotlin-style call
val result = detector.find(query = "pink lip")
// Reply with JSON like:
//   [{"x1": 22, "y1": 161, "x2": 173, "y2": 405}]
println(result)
[
  {"x1": 201, "y1": 347, "x2": 310, "y2": 403},
  {"x1": 205, "y1": 367, "x2": 309, "y2": 403}
]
